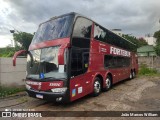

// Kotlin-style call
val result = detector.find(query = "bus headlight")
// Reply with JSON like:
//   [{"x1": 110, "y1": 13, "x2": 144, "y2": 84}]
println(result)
[
  {"x1": 25, "y1": 84, "x2": 31, "y2": 90},
  {"x1": 51, "y1": 87, "x2": 67, "y2": 93}
]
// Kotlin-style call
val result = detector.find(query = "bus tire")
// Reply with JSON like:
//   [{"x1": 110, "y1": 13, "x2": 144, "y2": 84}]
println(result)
[
  {"x1": 129, "y1": 71, "x2": 133, "y2": 79},
  {"x1": 92, "y1": 77, "x2": 101, "y2": 97},
  {"x1": 132, "y1": 70, "x2": 136, "y2": 78},
  {"x1": 103, "y1": 75, "x2": 112, "y2": 91},
  {"x1": 133, "y1": 70, "x2": 136, "y2": 78}
]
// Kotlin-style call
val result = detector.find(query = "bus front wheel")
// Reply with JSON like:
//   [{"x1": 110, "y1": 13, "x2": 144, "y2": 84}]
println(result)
[{"x1": 92, "y1": 77, "x2": 101, "y2": 97}]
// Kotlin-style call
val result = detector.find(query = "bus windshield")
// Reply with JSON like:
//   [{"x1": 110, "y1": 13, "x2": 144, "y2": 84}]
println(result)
[
  {"x1": 26, "y1": 46, "x2": 67, "y2": 80},
  {"x1": 31, "y1": 14, "x2": 74, "y2": 44}
]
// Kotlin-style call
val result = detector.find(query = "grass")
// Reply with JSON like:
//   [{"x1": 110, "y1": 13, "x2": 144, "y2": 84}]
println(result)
[
  {"x1": 0, "y1": 86, "x2": 25, "y2": 98},
  {"x1": 138, "y1": 64, "x2": 160, "y2": 76}
]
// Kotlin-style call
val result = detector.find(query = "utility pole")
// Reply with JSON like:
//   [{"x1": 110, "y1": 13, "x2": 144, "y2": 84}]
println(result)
[
  {"x1": 10, "y1": 30, "x2": 15, "y2": 47},
  {"x1": 10, "y1": 26, "x2": 20, "y2": 47}
]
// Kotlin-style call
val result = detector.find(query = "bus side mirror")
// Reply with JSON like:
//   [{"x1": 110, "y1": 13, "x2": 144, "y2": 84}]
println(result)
[{"x1": 13, "y1": 50, "x2": 27, "y2": 66}]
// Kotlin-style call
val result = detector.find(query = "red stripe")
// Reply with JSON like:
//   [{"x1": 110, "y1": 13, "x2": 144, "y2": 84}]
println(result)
[{"x1": 29, "y1": 37, "x2": 70, "y2": 50}]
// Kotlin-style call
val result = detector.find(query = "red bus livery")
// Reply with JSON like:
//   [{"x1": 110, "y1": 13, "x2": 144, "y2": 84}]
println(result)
[{"x1": 13, "y1": 12, "x2": 138, "y2": 103}]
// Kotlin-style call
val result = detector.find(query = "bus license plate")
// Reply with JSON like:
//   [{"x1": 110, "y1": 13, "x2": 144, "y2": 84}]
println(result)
[{"x1": 36, "y1": 94, "x2": 43, "y2": 99}]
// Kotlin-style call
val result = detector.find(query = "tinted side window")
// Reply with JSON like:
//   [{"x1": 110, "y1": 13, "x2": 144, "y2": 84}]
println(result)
[
  {"x1": 71, "y1": 48, "x2": 89, "y2": 76},
  {"x1": 94, "y1": 24, "x2": 108, "y2": 42},
  {"x1": 73, "y1": 17, "x2": 92, "y2": 38},
  {"x1": 104, "y1": 55, "x2": 130, "y2": 68},
  {"x1": 71, "y1": 17, "x2": 91, "y2": 77},
  {"x1": 72, "y1": 37, "x2": 90, "y2": 48},
  {"x1": 104, "y1": 55, "x2": 113, "y2": 67},
  {"x1": 94, "y1": 24, "x2": 135, "y2": 51},
  {"x1": 94, "y1": 24, "x2": 123, "y2": 48},
  {"x1": 108, "y1": 31, "x2": 121, "y2": 48}
]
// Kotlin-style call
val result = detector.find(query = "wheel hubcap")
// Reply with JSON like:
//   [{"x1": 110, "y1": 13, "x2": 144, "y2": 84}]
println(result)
[
  {"x1": 133, "y1": 71, "x2": 135, "y2": 77},
  {"x1": 130, "y1": 72, "x2": 132, "y2": 79},
  {"x1": 94, "y1": 81, "x2": 101, "y2": 93},
  {"x1": 106, "y1": 78, "x2": 110, "y2": 89}
]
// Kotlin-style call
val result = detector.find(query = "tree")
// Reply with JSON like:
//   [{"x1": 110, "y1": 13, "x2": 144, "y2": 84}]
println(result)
[
  {"x1": 0, "y1": 31, "x2": 33, "y2": 57},
  {"x1": 122, "y1": 34, "x2": 148, "y2": 49},
  {"x1": 13, "y1": 32, "x2": 34, "y2": 50},
  {"x1": 137, "y1": 37, "x2": 148, "y2": 47},
  {"x1": 154, "y1": 30, "x2": 160, "y2": 56}
]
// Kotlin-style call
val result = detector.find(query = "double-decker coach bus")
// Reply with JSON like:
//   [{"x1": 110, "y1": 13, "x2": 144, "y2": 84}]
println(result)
[{"x1": 13, "y1": 12, "x2": 138, "y2": 103}]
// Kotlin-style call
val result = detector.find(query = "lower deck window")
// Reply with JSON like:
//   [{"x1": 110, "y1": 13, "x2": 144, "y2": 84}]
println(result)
[{"x1": 104, "y1": 55, "x2": 130, "y2": 68}]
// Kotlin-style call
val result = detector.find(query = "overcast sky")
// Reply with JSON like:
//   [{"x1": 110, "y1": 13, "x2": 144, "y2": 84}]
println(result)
[{"x1": 0, "y1": 0, "x2": 160, "y2": 47}]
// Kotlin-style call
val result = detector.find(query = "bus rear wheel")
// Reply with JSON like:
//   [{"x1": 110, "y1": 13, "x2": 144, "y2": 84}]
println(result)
[
  {"x1": 132, "y1": 70, "x2": 136, "y2": 78},
  {"x1": 129, "y1": 71, "x2": 133, "y2": 79},
  {"x1": 129, "y1": 70, "x2": 135, "y2": 79},
  {"x1": 92, "y1": 77, "x2": 101, "y2": 97},
  {"x1": 103, "y1": 75, "x2": 112, "y2": 91}
]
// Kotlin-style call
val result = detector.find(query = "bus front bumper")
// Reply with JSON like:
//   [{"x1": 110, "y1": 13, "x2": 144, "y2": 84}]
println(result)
[{"x1": 26, "y1": 89, "x2": 70, "y2": 103}]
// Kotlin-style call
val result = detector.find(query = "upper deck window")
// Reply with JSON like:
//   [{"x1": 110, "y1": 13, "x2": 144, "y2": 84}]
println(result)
[
  {"x1": 31, "y1": 14, "x2": 74, "y2": 44},
  {"x1": 73, "y1": 17, "x2": 92, "y2": 38},
  {"x1": 94, "y1": 24, "x2": 136, "y2": 51}
]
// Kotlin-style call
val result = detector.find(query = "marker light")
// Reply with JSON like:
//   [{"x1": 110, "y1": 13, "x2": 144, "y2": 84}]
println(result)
[{"x1": 25, "y1": 84, "x2": 31, "y2": 90}]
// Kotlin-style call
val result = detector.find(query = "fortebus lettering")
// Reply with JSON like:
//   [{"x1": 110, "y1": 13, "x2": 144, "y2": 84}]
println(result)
[{"x1": 110, "y1": 46, "x2": 130, "y2": 57}]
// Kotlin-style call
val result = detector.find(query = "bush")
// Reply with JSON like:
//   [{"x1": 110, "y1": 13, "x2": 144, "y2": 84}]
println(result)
[
  {"x1": 0, "y1": 86, "x2": 25, "y2": 98},
  {"x1": 0, "y1": 47, "x2": 15, "y2": 57},
  {"x1": 138, "y1": 64, "x2": 157, "y2": 75}
]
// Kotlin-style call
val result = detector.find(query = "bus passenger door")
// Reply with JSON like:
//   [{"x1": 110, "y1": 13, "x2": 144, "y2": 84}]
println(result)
[
  {"x1": 70, "y1": 48, "x2": 90, "y2": 101},
  {"x1": 69, "y1": 17, "x2": 92, "y2": 101}
]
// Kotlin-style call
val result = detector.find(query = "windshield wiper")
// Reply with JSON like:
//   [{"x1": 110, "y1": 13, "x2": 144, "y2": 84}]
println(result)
[
  {"x1": 42, "y1": 77, "x2": 66, "y2": 80},
  {"x1": 42, "y1": 77, "x2": 56, "y2": 80},
  {"x1": 27, "y1": 76, "x2": 66, "y2": 80},
  {"x1": 26, "y1": 77, "x2": 39, "y2": 80}
]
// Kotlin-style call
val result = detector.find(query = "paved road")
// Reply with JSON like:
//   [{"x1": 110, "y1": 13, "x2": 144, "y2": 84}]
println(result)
[{"x1": 0, "y1": 76, "x2": 160, "y2": 120}]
